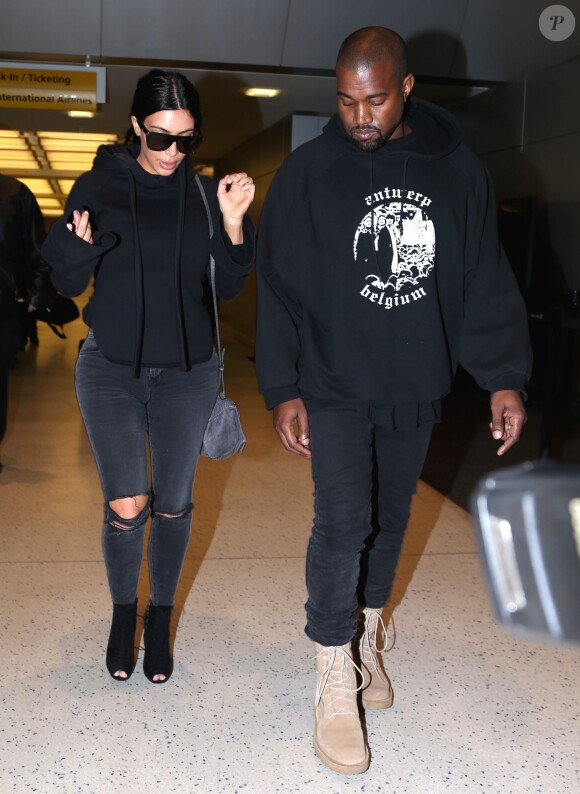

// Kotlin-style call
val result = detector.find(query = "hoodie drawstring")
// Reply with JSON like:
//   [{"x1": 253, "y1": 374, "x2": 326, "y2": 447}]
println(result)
[
  {"x1": 399, "y1": 154, "x2": 411, "y2": 235},
  {"x1": 369, "y1": 151, "x2": 385, "y2": 284},
  {"x1": 174, "y1": 165, "x2": 190, "y2": 371},
  {"x1": 127, "y1": 169, "x2": 144, "y2": 378}
]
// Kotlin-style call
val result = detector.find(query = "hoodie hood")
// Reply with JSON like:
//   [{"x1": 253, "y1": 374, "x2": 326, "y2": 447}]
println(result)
[
  {"x1": 323, "y1": 96, "x2": 461, "y2": 161},
  {"x1": 91, "y1": 142, "x2": 196, "y2": 185}
]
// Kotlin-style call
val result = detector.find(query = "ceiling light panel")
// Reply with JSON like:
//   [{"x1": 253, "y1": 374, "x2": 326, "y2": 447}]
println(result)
[
  {"x1": 0, "y1": 138, "x2": 29, "y2": 149},
  {"x1": 47, "y1": 162, "x2": 94, "y2": 172},
  {"x1": 38, "y1": 131, "x2": 118, "y2": 142},
  {"x1": 0, "y1": 156, "x2": 39, "y2": 169},
  {"x1": 47, "y1": 150, "x2": 95, "y2": 159},
  {"x1": 37, "y1": 198, "x2": 63, "y2": 209},
  {"x1": 16, "y1": 178, "x2": 54, "y2": 195},
  {"x1": 41, "y1": 140, "x2": 106, "y2": 151},
  {"x1": 0, "y1": 150, "x2": 37, "y2": 160},
  {"x1": 40, "y1": 208, "x2": 64, "y2": 217},
  {"x1": 58, "y1": 179, "x2": 76, "y2": 195},
  {"x1": 244, "y1": 87, "x2": 280, "y2": 98},
  {"x1": 0, "y1": 164, "x2": 39, "y2": 172}
]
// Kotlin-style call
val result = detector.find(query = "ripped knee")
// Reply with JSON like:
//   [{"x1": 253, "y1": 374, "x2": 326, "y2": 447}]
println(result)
[
  {"x1": 153, "y1": 502, "x2": 193, "y2": 520},
  {"x1": 106, "y1": 494, "x2": 150, "y2": 530}
]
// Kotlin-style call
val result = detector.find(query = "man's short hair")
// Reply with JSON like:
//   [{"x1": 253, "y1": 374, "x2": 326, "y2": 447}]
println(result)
[{"x1": 336, "y1": 27, "x2": 408, "y2": 80}]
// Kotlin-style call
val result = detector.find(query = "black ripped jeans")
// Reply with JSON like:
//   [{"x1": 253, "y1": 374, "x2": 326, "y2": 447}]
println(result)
[{"x1": 75, "y1": 330, "x2": 218, "y2": 606}]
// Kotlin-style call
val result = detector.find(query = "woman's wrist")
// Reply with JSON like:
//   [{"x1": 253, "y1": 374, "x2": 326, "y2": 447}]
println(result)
[{"x1": 223, "y1": 216, "x2": 244, "y2": 244}]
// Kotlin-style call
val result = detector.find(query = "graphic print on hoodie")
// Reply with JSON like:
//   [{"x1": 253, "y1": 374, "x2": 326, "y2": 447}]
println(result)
[{"x1": 354, "y1": 188, "x2": 435, "y2": 312}]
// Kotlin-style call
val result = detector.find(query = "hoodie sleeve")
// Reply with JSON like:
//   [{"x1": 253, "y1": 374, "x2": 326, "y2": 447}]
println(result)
[
  {"x1": 458, "y1": 164, "x2": 532, "y2": 394},
  {"x1": 212, "y1": 213, "x2": 255, "y2": 299},
  {"x1": 255, "y1": 165, "x2": 304, "y2": 409},
  {"x1": 199, "y1": 176, "x2": 255, "y2": 300},
  {"x1": 41, "y1": 172, "x2": 117, "y2": 297}
]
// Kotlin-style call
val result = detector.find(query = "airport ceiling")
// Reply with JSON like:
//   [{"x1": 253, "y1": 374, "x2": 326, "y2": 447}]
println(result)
[{"x1": 0, "y1": 0, "x2": 578, "y2": 216}]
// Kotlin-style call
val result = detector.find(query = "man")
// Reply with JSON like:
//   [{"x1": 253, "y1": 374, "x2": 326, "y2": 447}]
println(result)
[
  {"x1": 0, "y1": 173, "x2": 47, "y2": 467},
  {"x1": 256, "y1": 27, "x2": 531, "y2": 775}
]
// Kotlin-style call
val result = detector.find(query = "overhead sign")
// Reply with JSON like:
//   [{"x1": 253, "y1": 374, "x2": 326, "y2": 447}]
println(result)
[{"x1": 0, "y1": 62, "x2": 106, "y2": 111}]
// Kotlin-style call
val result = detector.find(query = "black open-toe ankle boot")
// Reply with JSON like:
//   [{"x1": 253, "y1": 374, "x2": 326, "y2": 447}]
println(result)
[
  {"x1": 143, "y1": 603, "x2": 173, "y2": 684},
  {"x1": 106, "y1": 601, "x2": 138, "y2": 681}
]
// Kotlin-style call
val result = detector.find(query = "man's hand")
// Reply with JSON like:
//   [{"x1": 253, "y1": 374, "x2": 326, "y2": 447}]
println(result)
[
  {"x1": 273, "y1": 398, "x2": 311, "y2": 458},
  {"x1": 489, "y1": 389, "x2": 527, "y2": 456}
]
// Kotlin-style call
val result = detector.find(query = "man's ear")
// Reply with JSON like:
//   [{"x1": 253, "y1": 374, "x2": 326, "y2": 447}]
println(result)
[{"x1": 402, "y1": 73, "x2": 415, "y2": 101}]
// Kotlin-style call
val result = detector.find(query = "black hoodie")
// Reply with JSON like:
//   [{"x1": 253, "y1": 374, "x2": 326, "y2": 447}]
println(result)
[
  {"x1": 42, "y1": 144, "x2": 255, "y2": 374},
  {"x1": 256, "y1": 98, "x2": 531, "y2": 410}
]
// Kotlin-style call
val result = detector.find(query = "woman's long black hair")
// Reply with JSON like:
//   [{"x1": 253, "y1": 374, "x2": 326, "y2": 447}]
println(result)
[{"x1": 126, "y1": 69, "x2": 203, "y2": 143}]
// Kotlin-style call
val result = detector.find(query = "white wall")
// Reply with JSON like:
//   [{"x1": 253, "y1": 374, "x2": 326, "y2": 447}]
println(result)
[{"x1": 291, "y1": 114, "x2": 331, "y2": 151}]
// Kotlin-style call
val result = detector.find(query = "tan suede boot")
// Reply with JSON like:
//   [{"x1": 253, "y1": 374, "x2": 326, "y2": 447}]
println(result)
[
  {"x1": 313, "y1": 642, "x2": 370, "y2": 775},
  {"x1": 359, "y1": 607, "x2": 394, "y2": 710}
]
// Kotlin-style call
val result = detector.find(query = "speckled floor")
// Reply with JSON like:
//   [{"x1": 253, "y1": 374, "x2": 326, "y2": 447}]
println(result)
[{"x1": 1, "y1": 316, "x2": 579, "y2": 794}]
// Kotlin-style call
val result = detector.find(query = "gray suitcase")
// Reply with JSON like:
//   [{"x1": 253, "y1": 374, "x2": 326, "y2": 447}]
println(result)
[{"x1": 470, "y1": 461, "x2": 580, "y2": 645}]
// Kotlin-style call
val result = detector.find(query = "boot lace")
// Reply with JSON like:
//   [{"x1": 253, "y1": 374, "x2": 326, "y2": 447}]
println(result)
[
  {"x1": 361, "y1": 610, "x2": 395, "y2": 676},
  {"x1": 315, "y1": 646, "x2": 364, "y2": 716}
]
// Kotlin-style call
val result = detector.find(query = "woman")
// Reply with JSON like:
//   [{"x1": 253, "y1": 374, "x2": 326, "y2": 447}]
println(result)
[{"x1": 42, "y1": 70, "x2": 255, "y2": 683}]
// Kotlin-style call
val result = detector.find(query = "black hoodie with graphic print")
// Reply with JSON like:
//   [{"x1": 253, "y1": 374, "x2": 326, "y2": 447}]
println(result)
[
  {"x1": 256, "y1": 98, "x2": 531, "y2": 410},
  {"x1": 42, "y1": 144, "x2": 254, "y2": 375}
]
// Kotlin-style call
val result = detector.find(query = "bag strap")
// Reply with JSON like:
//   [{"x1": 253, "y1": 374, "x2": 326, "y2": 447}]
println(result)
[{"x1": 195, "y1": 174, "x2": 226, "y2": 397}]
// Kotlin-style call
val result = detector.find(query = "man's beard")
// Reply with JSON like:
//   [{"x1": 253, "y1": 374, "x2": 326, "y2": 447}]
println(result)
[{"x1": 348, "y1": 124, "x2": 387, "y2": 151}]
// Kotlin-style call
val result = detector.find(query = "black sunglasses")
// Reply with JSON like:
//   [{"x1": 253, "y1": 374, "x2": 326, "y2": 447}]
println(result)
[{"x1": 138, "y1": 121, "x2": 202, "y2": 154}]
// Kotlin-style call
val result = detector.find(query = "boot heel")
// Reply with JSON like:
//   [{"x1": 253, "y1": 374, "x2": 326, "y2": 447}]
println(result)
[
  {"x1": 106, "y1": 601, "x2": 137, "y2": 681},
  {"x1": 143, "y1": 603, "x2": 173, "y2": 683}
]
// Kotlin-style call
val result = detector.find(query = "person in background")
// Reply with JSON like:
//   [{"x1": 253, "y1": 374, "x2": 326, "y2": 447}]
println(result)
[
  {"x1": 256, "y1": 27, "x2": 531, "y2": 774},
  {"x1": 42, "y1": 70, "x2": 255, "y2": 683},
  {"x1": 0, "y1": 173, "x2": 47, "y2": 469}
]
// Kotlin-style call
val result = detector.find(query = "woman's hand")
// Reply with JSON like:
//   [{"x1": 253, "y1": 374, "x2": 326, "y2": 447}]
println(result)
[
  {"x1": 217, "y1": 173, "x2": 255, "y2": 244},
  {"x1": 66, "y1": 209, "x2": 93, "y2": 244}
]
